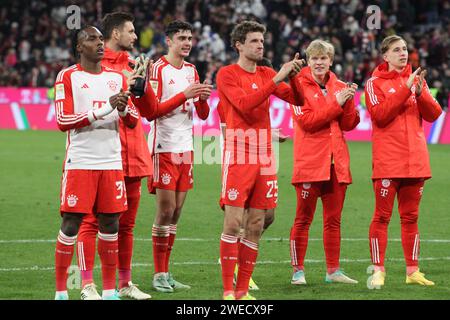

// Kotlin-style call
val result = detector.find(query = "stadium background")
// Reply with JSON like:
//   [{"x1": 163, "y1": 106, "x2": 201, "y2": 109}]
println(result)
[{"x1": 0, "y1": 0, "x2": 450, "y2": 300}]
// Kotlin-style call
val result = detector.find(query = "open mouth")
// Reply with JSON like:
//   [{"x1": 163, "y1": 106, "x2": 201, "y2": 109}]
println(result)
[{"x1": 97, "y1": 48, "x2": 104, "y2": 54}]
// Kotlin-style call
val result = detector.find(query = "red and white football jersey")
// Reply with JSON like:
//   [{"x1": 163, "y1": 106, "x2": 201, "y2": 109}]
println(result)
[
  {"x1": 148, "y1": 56, "x2": 199, "y2": 154},
  {"x1": 54, "y1": 64, "x2": 138, "y2": 170}
]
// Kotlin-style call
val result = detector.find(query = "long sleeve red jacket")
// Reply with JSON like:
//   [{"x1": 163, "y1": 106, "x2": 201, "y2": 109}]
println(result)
[
  {"x1": 102, "y1": 47, "x2": 152, "y2": 178},
  {"x1": 291, "y1": 67, "x2": 360, "y2": 184},
  {"x1": 365, "y1": 62, "x2": 442, "y2": 179}
]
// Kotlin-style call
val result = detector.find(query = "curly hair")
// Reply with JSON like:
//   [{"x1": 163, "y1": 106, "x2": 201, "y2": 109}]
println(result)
[{"x1": 230, "y1": 21, "x2": 266, "y2": 51}]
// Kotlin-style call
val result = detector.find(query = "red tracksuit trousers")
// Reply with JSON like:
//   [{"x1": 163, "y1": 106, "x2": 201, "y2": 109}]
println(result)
[
  {"x1": 369, "y1": 178, "x2": 424, "y2": 268},
  {"x1": 290, "y1": 166, "x2": 347, "y2": 272}
]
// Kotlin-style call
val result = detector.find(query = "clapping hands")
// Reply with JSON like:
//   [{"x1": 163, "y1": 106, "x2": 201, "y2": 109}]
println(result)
[
  {"x1": 110, "y1": 88, "x2": 130, "y2": 112},
  {"x1": 336, "y1": 83, "x2": 358, "y2": 106}
]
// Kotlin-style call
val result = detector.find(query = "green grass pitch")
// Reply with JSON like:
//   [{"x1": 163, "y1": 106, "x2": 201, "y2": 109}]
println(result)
[{"x1": 0, "y1": 129, "x2": 449, "y2": 300}]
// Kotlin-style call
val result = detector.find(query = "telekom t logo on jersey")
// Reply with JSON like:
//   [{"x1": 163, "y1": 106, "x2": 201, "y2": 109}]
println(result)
[{"x1": 93, "y1": 100, "x2": 107, "y2": 109}]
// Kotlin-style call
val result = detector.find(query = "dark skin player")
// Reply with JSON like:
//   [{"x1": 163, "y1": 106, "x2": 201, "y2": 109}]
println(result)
[{"x1": 60, "y1": 26, "x2": 130, "y2": 239}]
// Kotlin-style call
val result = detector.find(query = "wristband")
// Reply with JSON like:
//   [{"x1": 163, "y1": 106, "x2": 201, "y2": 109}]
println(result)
[{"x1": 88, "y1": 100, "x2": 114, "y2": 123}]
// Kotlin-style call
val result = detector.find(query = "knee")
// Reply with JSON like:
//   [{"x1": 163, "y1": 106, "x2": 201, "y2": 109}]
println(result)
[
  {"x1": 98, "y1": 215, "x2": 119, "y2": 234},
  {"x1": 324, "y1": 215, "x2": 341, "y2": 230},
  {"x1": 61, "y1": 214, "x2": 83, "y2": 236},
  {"x1": 263, "y1": 211, "x2": 275, "y2": 230},
  {"x1": 158, "y1": 201, "x2": 176, "y2": 220},
  {"x1": 372, "y1": 209, "x2": 392, "y2": 225},
  {"x1": 246, "y1": 215, "x2": 265, "y2": 238},
  {"x1": 223, "y1": 216, "x2": 242, "y2": 236},
  {"x1": 172, "y1": 206, "x2": 183, "y2": 221},
  {"x1": 400, "y1": 211, "x2": 418, "y2": 225},
  {"x1": 293, "y1": 212, "x2": 313, "y2": 230}
]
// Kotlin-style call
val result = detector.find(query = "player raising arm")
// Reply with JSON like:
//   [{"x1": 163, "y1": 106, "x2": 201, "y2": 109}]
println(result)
[
  {"x1": 365, "y1": 35, "x2": 442, "y2": 288},
  {"x1": 216, "y1": 20, "x2": 304, "y2": 300}
]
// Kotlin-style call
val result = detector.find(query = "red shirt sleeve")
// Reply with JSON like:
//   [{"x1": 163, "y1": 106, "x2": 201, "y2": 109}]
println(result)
[
  {"x1": 132, "y1": 67, "x2": 187, "y2": 121},
  {"x1": 131, "y1": 86, "x2": 186, "y2": 121},
  {"x1": 216, "y1": 66, "x2": 277, "y2": 117},
  {"x1": 295, "y1": 96, "x2": 343, "y2": 132},
  {"x1": 365, "y1": 77, "x2": 411, "y2": 127},
  {"x1": 265, "y1": 68, "x2": 304, "y2": 105},
  {"x1": 417, "y1": 81, "x2": 442, "y2": 122},
  {"x1": 339, "y1": 97, "x2": 360, "y2": 131},
  {"x1": 217, "y1": 101, "x2": 225, "y2": 123},
  {"x1": 54, "y1": 70, "x2": 91, "y2": 132},
  {"x1": 193, "y1": 68, "x2": 210, "y2": 120}
]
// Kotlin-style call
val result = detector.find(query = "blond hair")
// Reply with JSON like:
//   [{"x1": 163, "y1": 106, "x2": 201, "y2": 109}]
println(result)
[
  {"x1": 380, "y1": 35, "x2": 406, "y2": 54},
  {"x1": 305, "y1": 40, "x2": 335, "y2": 61}
]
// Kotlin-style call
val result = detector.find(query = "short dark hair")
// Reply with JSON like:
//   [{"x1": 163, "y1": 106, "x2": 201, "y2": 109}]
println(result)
[
  {"x1": 230, "y1": 21, "x2": 266, "y2": 50},
  {"x1": 101, "y1": 12, "x2": 134, "y2": 40},
  {"x1": 165, "y1": 20, "x2": 193, "y2": 38}
]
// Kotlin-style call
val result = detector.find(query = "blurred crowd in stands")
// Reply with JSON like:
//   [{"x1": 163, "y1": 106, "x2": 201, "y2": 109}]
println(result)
[{"x1": 0, "y1": 0, "x2": 448, "y2": 108}]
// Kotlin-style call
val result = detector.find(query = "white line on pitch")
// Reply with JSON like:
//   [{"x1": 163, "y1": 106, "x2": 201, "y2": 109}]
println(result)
[
  {"x1": 2, "y1": 256, "x2": 450, "y2": 272},
  {"x1": 1, "y1": 237, "x2": 450, "y2": 244}
]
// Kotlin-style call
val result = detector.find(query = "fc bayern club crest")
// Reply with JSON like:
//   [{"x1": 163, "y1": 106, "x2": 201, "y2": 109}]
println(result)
[
  {"x1": 107, "y1": 80, "x2": 118, "y2": 91},
  {"x1": 227, "y1": 188, "x2": 239, "y2": 201},
  {"x1": 381, "y1": 179, "x2": 390, "y2": 188},
  {"x1": 161, "y1": 173, "x2": 172, "y2": 185},
  {"x1": 67, "y1": 194, "x2": 78, "y2": 207},
  {"x1": 186, "y1": 74, "x2": 195, "y2": 84}
]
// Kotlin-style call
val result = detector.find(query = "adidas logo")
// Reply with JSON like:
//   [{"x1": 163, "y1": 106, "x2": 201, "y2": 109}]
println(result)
[
  {"x1": 313, "y1": 93, "x2": 319, "y2": 98},
  {"x1": 81, "y1": 83, "x2": 89, "y2": 89},
  {"x1": 169, "y1": 79, "x2": 175, "y2": 85},
  {"x1": 388, "y1": 88, "x2": 396, "y2": 93},
  {"x1": 251, "y1": 83, "x2": 258, "y2": 89}
]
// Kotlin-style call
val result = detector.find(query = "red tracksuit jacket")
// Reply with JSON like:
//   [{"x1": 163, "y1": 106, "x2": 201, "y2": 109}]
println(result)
[
  {"x1": 102, "y1": 47, "x2": 152, "y2": 178},
  {"x1": 291, "y1": 67, "x2": 360, "y2": 184},
  {"x1": 364, "y1": 62, "x2": 442, "y2": 179}
]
